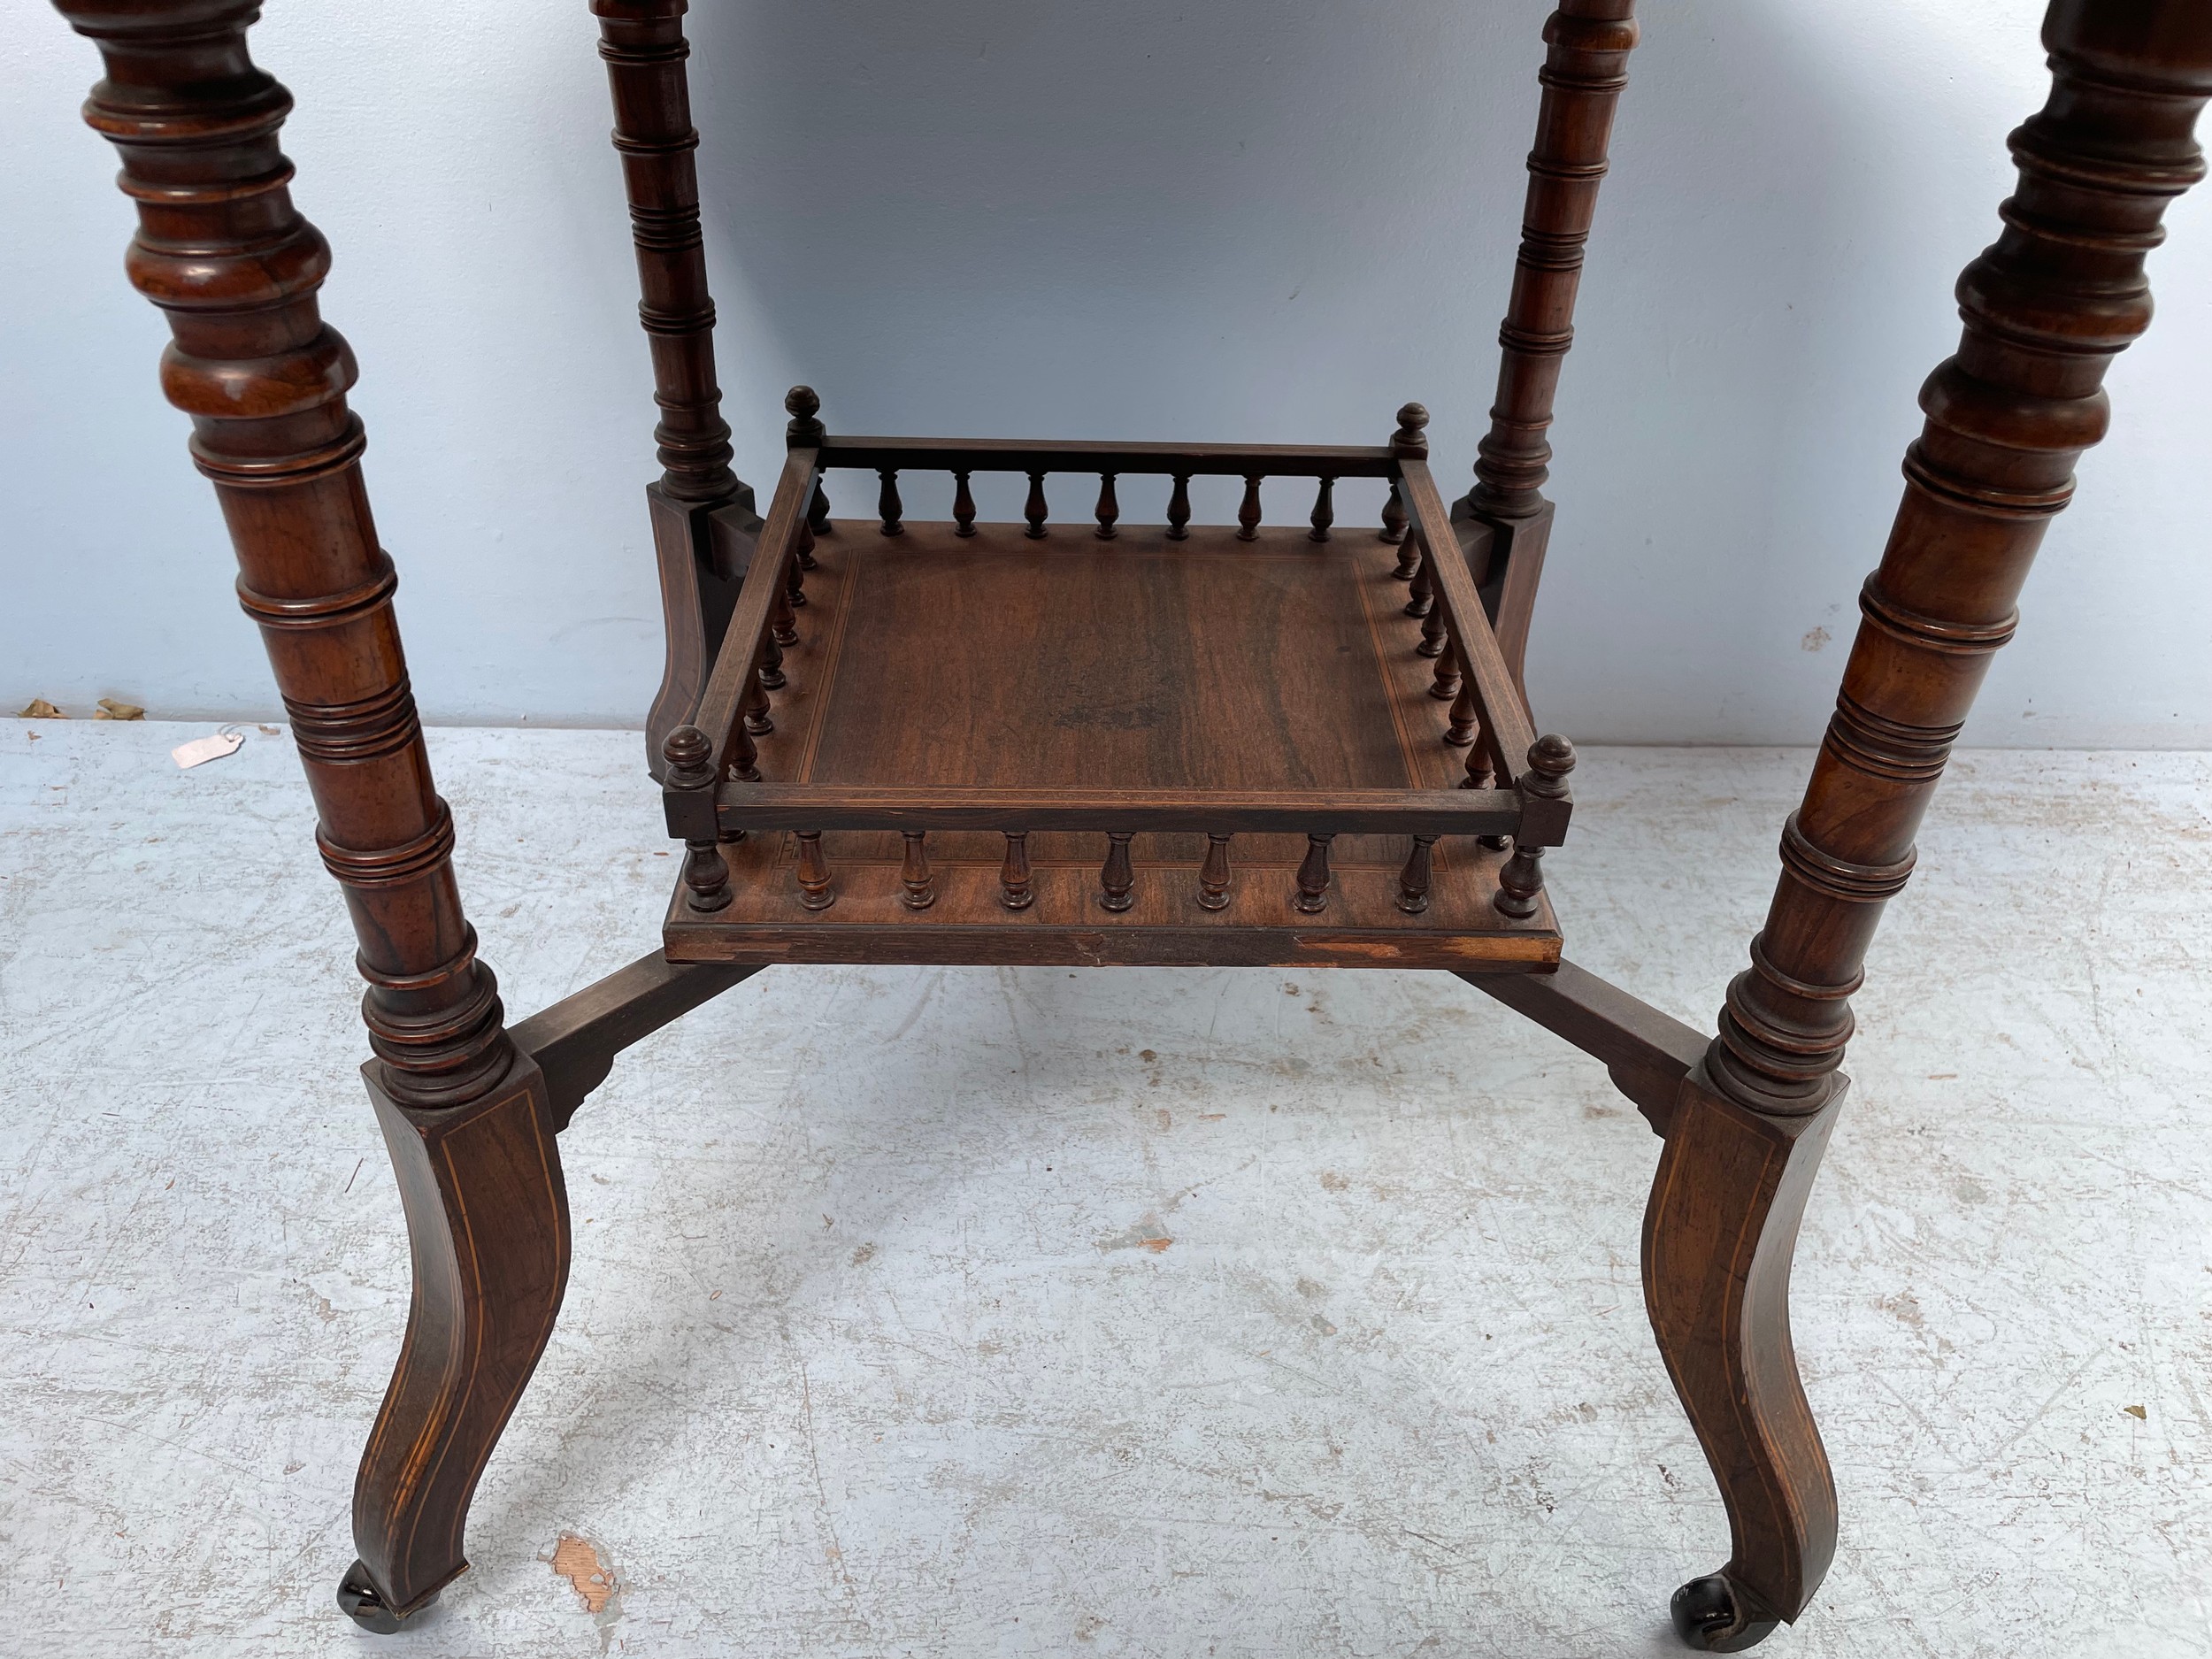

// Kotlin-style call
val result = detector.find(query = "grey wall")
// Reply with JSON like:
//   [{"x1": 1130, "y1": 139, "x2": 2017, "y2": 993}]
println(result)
[{"x1": 9, "y1": 0, "x2": 2210, "y2": 743}]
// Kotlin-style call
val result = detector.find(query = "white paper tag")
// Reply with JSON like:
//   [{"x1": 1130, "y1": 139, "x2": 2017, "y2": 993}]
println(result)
[{"x1": 172, "y1": 731, "x2": 244, "y2": 770}]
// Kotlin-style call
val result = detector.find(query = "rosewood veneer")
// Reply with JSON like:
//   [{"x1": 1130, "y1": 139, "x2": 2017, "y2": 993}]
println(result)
[{"x1": 50, "y1": 0, "x2": 2210, "y2": 1648}]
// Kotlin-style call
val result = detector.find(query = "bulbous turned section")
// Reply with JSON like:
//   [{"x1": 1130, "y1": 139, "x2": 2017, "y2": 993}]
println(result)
[{"x1": 785, "y1": 382, "x2": 825, "y2": 446}]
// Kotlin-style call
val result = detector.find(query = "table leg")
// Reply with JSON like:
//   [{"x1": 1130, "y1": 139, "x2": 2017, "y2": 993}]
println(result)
[
  {"x1": 1649, "y1": 4, "x2": 2212, "y2": 1646},
  {"x1": 54, "y1": 1, "x2": 574, "y2": 1627}
]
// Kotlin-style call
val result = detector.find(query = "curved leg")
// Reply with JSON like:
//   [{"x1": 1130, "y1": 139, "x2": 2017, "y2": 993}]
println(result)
[
  {"x1": 1649, "y1": 4, "x2": 2212, "y2": 1647},
  {"x1": 1645, "y1": 1075, "x2": 1839, "y2": 1648},
  {"x1": 53, "y1": 0, "x2": 582, "y2": 1627},
  {"x1": 342, "y1": 1056, "x2": 572, "y2": 1626}
]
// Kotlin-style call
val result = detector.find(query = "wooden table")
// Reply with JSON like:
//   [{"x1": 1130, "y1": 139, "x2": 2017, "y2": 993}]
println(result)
[{"x1": 50, "y1": 0, "x2": 2210, "y2": 1648}]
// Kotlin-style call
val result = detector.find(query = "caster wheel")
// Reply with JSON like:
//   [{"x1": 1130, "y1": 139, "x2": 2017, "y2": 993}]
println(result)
[
  {"x1": 337, "y1": 1561, "x2": 429, "y2": 1634},
  {"x1": 1671, "y1": 1573, "x2": 1780, "y2": 1652}
]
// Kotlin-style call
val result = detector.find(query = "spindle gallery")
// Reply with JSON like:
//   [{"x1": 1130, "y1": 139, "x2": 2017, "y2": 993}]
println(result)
[{"x1": 50, "y1": 0, "x2": 2208, "y2": 1649}]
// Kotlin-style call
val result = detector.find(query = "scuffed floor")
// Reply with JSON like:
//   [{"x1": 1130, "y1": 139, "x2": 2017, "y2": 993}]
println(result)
[{"x1": 2, "y1": 719, "x2": 2207, "y2": 1658}]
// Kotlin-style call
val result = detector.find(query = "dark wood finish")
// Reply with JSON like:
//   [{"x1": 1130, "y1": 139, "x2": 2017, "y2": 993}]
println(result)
[
  {"x1": 719, "y1": 785, "x2": 1522, "y2": 838},
  {"x1": 1494, "y1": 734, "x2": 1575, "y2": 917},
  {"x1": 1293, "y1": 833, "x2": 1335, "y2": 913},
  {"x1": 1308, "y1": 476, "x2": 1335, "y2": 541},
  {"x1": 1650, "y1": 6, "x2": 2212, "y2": 1643},
  {"x1": 1462, "y1": 959, "x2": 1703, "y2": 1135},
  {"x1": 998, "y1": 831, "x2": 1033, "y2": 910},
  {"x1": 1235, "y1": 475, "x2": 1263, "y2": 541},
  {"x1": 822, "y1": 434, "x2": 1397, "y2": 478},
  {"x1": 899, "y1": 830, "x2": 937, "y2": 910},
  {"x1": 1647, "y1": 1079, "x2": 1841, "y2": 1650},
  {"x1": 661, "y1": 517, "x2": 1558, "y2": 968},
  {"x1": 52, "y1": 0, "x2": 572, "y2": 1624},
  {"x1": 1395, "y1": 834, "x2": 1436, "y2": 916},
  {"x1": 1381, "y1": 480, "x2": 1412, "y2": 562},
  {"x1": 1098, "y1": 831, "x2": 1137, "y2": 911},
  {"x1": 594, "y1": 0, "x2": 760, "y2": 774},
  {"x1": 1454, "y1": 0, "x2": 1639, "y2": 699},
  {"x1": 795, "y1": 831, "x2": 834, "y2": 910},
  {"x1": 345, "y1": 1055, "x2": 571, "y2": 1624},
  {"x1": 511, "y1": 949, "x2": 762, "y2": 1131},
  {"x1": 1197, "y1": 833, "x2": 1233, "y2": 910},
  {"x1": 60, "y1": 0, "x2": 2206, "y2": 1649}
]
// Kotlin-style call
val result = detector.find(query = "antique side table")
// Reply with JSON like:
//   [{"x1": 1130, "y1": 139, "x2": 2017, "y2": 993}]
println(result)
[{"x1": 51, "y1": 0, "x2": 2209, "y2": 1648}]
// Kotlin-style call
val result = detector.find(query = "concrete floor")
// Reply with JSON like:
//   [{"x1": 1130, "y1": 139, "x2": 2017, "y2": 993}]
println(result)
[{"x1": 2, "y1": 719, "x2": 2207, "y2": 1657}]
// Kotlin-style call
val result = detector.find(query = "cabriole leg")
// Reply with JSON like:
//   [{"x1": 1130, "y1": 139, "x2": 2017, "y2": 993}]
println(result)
[
  {"x1": 54, "y1": 0, "x2": 576, "y2": 1628},
  {"x1": 341, "y1": 1056, "x2": 571, "y2": 1628},
  {"x1": 1645, "y1": 1076, "x2": 1838, "y2": 1650},
  {"x1": 1648, "y1": 3, "x2": 2212, "y2": 1647}
]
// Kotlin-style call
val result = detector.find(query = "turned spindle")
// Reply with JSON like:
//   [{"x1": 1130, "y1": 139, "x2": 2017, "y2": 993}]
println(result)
[
  {"x1": 795, "y1": 511, "x2": 820, "y2": 572},
  {"x1": 726, "y1": 712, "x2": 760, "y2": 783},
  {"x1": 1025, "y1": 472, "x2": 1049, "y2": 539},
  {"x1": 1445, "y1": 678, "x2": 1479, "y2": 747},
  {"x1": 1094, "y1": 474, "x2": 1119, "y2": 540},
  {"x1": 741, "y1": 675, "x2": 772, "y2": 735},
  {"x1": 770, "y1": 580, "x2": 798, "y2": 646},
  {"x1": 877, "y1": 469, "x2": 903, "y2": 536},
  {"x1": 1196, "y1": 833, "x2": 1233, "y2": 911},
  {"x1": 1405, "y1": 541, "x2": 1435, "y2": 618},
  {"x1": 757, "y1": 634, "x2": 785, "y2": 691},
  {"x1": 795, "y1": 831, "x2": 834, "y2": 910},
  {"x1": 1388, "y1": 404, "x2": 1432, "y2": 578},
  {"x1": 998, "y1": 832, "x2": 1033, "y2": 910},
  {"x1": 1381, "y1": 479, "x2": 1413, "y2": 563},
  {"x1": 1309, "y1": 477, "x2": 1335, "y2": 542},
  {"x1": 1417, "y1": 590, "x2": 1450, "y2": 659},
  {"x1": 1395, "y1": 835, "x2": 1438, "y2": 915},
  {"x1": 1099, "y1": 832, "x2": 1136, "y2": 912},
  {"x1": 1293, "y1": 833, "x2": 1336, "y2": 915},
  {"x1": 1166, "y1": 474, "x2": 1192, "y2": 541},
  {"x1": 664, "y1": 726, "x2": 732, "y2": 912},
  {"x1": 899, "y1": 831, "x2": 936, "y2": 910},
  {"x1": 1494, "y1": 735, "x2": 1575, "y2": 918},
  {"x1": 1429, "y1": 641, "x2": 1462, "y2": 702},
  {"x1": 1236, "y1": 476, "x2": 1263, "y2": 541},
  {"x1": 953, "y1": 471, "x2": 978, "y2": 537},
  {"x1": 807, "y1": 480, "x2": 832, "y2": 536}
]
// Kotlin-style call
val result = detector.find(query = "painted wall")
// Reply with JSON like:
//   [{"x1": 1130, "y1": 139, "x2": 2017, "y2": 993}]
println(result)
[{"x1": 7, "y1": 0, "x2": 2209, "y2": 744}]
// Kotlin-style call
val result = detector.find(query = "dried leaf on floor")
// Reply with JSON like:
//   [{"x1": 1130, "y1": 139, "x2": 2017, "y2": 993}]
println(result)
[
  {"x1": 94, "y1": 698, "x2": 145, "y2": 721},
  {"x1": 19, "y1": 699, "x2": 65, "y2": 718}
]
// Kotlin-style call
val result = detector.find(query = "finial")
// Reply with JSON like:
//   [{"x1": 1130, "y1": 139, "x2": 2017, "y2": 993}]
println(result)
[
  {"x1": 1392, "y1": 403, "x2": 1431, "y2": 457},
  {"x1": 662, "y1": 723, "x2": 715, "y2": 789},
  {"x1": 785, "y1": 385, "x2": 825, "y2": 446},
  {"x1": 1525, "y1": 733, "x2": 1576, "y2": 795}
]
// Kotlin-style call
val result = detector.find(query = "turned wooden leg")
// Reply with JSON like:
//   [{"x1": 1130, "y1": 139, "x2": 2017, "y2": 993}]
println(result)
[
  {"x1": 597, "y1": 0, "x2": 761, "y2": 773},
  {"x1": 1455, "y1": 0, "x2": 1639, "y2": 693},
  {"x1": 1646, "y1": 6, "x2": 2211, "y2": 1647},
  {"x1": 56, "y1": 0, "x2": 581, "y2": 1628}
]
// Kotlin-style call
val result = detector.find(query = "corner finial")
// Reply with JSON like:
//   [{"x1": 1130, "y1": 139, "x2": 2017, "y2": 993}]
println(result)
[
  {"x1": 785, "y1": 385, "x2": 825, "y2": 447},
  {"x1": 1392, "y1": 402, "x2": 1430, "y2": 457}
]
